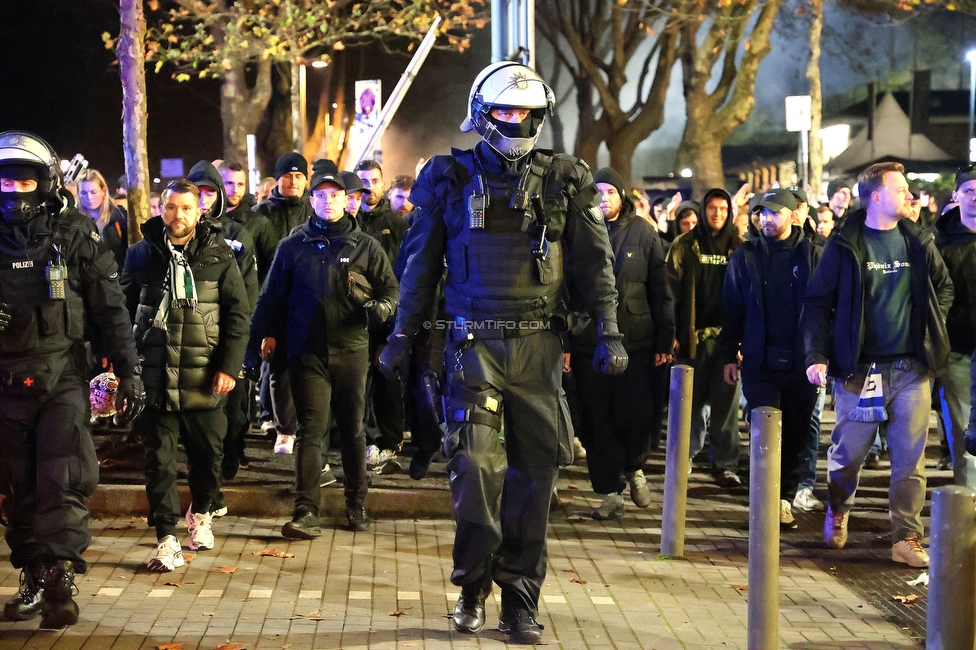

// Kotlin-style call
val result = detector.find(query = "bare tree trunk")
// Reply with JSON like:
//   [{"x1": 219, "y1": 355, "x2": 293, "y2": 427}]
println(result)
[
  {"x1": 807, "y1": 0, "x2": 824, "y2": 200},
  {"x1": 221, "y1": 60, "x2": 273, "y2": 164},
  {"x1": 118, "y1": 0, "x2": 150, "y2": 244}
]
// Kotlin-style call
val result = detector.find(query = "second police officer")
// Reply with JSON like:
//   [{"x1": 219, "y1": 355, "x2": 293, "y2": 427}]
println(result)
[{"x1": 379, "y1": 62, "x2": 627, "y2": 645}]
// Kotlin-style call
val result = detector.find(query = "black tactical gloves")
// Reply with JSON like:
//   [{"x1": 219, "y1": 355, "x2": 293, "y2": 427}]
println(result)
[
  {"x1": 378, "y1": 334, "x2": 412, "y2": 381},
  {"x1": 593, "y1": 319, "x2": 628, "y2": 376},
  {"x1": 364, "y1": 299, "x2": 395, "y2": 324},
  {"x1": 114, "y1": 376, "x2": 146, "y2": 426}
]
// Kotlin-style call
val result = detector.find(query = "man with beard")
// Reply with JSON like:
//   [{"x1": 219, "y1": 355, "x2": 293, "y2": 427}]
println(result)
[
  {"x1": 219, "y1": 161, "x2": 276, "y2": 281},
  {"x1": 667, "y1": 186, "x2": 744, "y2": 487},
  {"x1": 0, "y1": 131, "x2": 144, "y2": 629},
  {"x1": 719, "y1": 189, "x2": 822, "y2": 529},
  {"x1": 122, "y1": 179, "x2": 249, "y2": 571}
]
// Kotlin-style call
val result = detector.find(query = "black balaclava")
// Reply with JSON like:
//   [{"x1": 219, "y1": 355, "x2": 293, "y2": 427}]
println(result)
[
  {"x1": 0, "y1": 163, "x2": 44, "y2": 225},
  {"x1": 487, "y1": 108, "x2": 544, "y2": 141}
]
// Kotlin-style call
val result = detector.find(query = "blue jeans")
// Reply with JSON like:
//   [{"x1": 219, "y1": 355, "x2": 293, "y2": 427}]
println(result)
[
  {"x1": 939, "y1": 352, "x2": 976, "y2": 488},
  {"x1": 828, "y1": 359, "x2": 929, "y2": 542},
  {"x1": 687, "y1": 337, "x2": 741, "y2": 472}
]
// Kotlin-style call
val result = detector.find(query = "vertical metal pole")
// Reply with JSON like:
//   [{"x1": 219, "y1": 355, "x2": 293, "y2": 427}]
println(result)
[
  {"x1": 926, "y1": 486, "x2": 976, "y2": 650},
  {"x1": 969, "y1": 60, "x2": 975, "y2": 146},
  {"x1": 299, "y1": 62, "x2": 308, "y2": 152},
  {"x1": 246, "y1": 134, "x2": 258, "y2": 195},
  {"x1": 660, "y1": 365, "x2": 693, "y2": 557},
  {"x1": 748, "y1": 407, "x2": 781, "y2": 650},
  {"x1": 800, "y1": 129, "x2": 809, "y2": 188},
  {"x1": 491, "y1": 0, "x2": 507, "y2": 63},
  {"x1": 522, "y1": 0, "x2": 535, "y2": 69}
]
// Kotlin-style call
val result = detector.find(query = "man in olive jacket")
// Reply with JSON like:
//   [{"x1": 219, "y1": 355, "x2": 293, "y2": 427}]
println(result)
[{"x1": 121, "y1": 179, "x2": 249, "y2": 571}]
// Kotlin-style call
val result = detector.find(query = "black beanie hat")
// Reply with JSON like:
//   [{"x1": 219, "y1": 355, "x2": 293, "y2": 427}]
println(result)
[
  {"x1": 827, "y1": 179, "x2": 850, "y2": 199},
  {"x1": 593, "y1": 167, "x2": 626, "y2": 195},
  {"x1": 275, "y1": 152, "x2": 308, "y2": 180}
]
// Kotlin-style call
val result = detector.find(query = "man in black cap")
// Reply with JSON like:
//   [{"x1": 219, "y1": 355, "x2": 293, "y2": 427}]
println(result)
[
  {"x1": 719, "y1": 188, "x2": 822, "y2": 528},
  {"x1": 667, "y1": 185, "x2": 744, "y2": 487},
  {"x1": 340, "y1": 170, "x2": 370, "y2": 220},
  {"x1": 249, "y1": 162, "x2": 399, "y2": 535},
  {"x1": 827, "y1": 179, "x2": 852, "y2": 226},
  {"x1": 573, "y1": 167, "x2": 674, "y2": 520},
  {"x1": 0, "y1": 131, "x2": 144, "y2": 629}
]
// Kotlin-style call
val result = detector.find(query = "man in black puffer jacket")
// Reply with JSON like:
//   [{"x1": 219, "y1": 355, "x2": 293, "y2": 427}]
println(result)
[
  {"x1": 571, "y1": 167, "x2": 674, "y2": 521},
  {"x1": 122, "y1": 179, "x2": 249, "y2": 571},
  {"x1": 249, "y1": 164, "x2": 398, "y2": 537}
]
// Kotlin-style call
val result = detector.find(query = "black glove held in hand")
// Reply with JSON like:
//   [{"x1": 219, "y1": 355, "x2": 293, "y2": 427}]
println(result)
[
  {"x1": 593, "y1": 319, "x2": 628, "y2": 376},
  {"x1": 0, "y1": 302, "x2": 11, "y2": 331},
  {"x1": 378, "y1": 334, "x2": 412, "y2": 381},
  {"x1": 114, "y1": 376, "x2": 146, "y2": 426},
  {"x1": 364, "y1": 299, "x2": 394, "y2": 323}
]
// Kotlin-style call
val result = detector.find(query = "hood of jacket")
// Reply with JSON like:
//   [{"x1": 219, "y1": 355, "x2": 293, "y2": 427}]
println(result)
[
  {"x1": 695, "y1": 187, "x2": 740, "y2": 253},
  {"x1": 139, "y1": 214, "x2": 223, "y2": 255},
  {"x1": 935, "y1": 205, "x2": 976, "y2": 242},
  {"x1": 187, "y1": 160, "x2": 226, "y2": 222}
]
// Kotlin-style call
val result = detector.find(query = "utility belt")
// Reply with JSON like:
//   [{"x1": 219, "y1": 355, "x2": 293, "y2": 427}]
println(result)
[
  {"x1": 0, "y1": 349, "x2": 73, "y2": 395},
  {"x1": 445, "y1": 315, "x2": 551, "y2": 341},
  {"x1": 446, "y1": 386, "x2": 502, "y2": 431}
]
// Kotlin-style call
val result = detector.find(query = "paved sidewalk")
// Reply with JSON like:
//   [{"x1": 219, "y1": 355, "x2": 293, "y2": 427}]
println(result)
[{"x1": 0, "y1": 482, "x2": 922, "y2": 649}]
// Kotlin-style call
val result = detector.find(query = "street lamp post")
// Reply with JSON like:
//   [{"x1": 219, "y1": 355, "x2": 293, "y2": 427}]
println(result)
[{"x1": 967, "y1": 49, "x2": 976, "y2": 161}]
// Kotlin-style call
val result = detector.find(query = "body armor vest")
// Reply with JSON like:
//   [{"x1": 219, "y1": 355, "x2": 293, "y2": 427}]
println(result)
[
  {"x1": 444, "y1": 151, "x2": 564, "y2": 321},
  {"x1": 0, "y1": 228, "x2": 85, "y2": 359}
]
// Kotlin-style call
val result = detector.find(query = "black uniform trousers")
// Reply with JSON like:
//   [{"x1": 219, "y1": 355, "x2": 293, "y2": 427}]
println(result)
[
  {"x1": 140, "y1": 406, "x2": 227, "y2": 540},
  {"x1": 0, "y1": 373, "x2": 97, "y2": 573},
  {"x1": 222, "y1": 377, "x2": 250, "y2": 474},
  {"x1": 574, "y1": 348, "x2": 655, "y2": 495},
  {"x1": 445, "y1": 330, "x2": 567, "y2": 619},
  {"x1": 290, "y1": 350, "x2": 369, "y2": 515},
  {"x1": 740, "y1": 368, "x2": 819, "y2": 501}
]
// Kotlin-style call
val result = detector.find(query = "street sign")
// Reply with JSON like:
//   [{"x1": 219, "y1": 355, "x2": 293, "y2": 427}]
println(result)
[
  {"x1": 351, "y1": 80, "x2": 382, "y2": 161},
  {"x1": 785, "y1": 95, "x2": 812, "y2": 133},
  {"x1": 159, "y1": 158, "x2": 184, "y2": 178}
]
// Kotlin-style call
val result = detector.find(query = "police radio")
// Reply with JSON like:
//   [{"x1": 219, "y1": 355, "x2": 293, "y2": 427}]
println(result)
[{"x1": 47, "y1": 244, "x2": 66, "y2": 300}]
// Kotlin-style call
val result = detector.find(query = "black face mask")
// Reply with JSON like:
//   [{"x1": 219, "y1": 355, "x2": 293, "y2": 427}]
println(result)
[
  {"x1": 0, "y1": 190, "x2": 42, "y2": 225},
  {"x1": 490, "y1": 115, "x2": 534, "y2": 140}
]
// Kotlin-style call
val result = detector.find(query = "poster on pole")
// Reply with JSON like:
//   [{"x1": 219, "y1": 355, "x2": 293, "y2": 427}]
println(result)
[
  {"x1": 785, "y1": 95, "x2": 812, "y2": 133},
  {"x1": 350, "y1": 80, "x2": 382, "y2": 162}
]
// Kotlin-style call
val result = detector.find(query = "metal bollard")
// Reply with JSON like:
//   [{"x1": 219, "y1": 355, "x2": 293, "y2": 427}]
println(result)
[
  {"x1": 748, "y1": 406, "x2": 782, "y2": 650},
  {"x1": 926, "y1": 485, "x2": 976, "y2": 650},
  {"x1": 661, "y1": 364, "x2": 693, "y2": 558}
]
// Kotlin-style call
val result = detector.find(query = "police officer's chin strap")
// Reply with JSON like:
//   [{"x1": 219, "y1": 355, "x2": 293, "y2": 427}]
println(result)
[{"x1": 594, "y1": 318, "x2": 629, "y2": 376}]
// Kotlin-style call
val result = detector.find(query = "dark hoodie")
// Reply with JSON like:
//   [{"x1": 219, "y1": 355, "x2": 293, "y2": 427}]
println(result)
[
  {"x1": 253, "y1": 186, "x2": 315, "y2": 245},
  {"x1": 665, "y1": 187, "x2": 742, "y2": 359},
  {"x1": 935, "y1": 205, "x2": 976, "y2": 354},
  {"x1": 187, "y1": 161, "x2": 258, "y2": 310},
  {"x1": 358, "y1": 195, "x2": 409, "y2": 267}
]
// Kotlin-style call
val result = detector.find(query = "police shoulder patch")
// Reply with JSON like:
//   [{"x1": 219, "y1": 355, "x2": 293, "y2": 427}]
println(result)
[
  {"x1": 90, "y1": 231, "x2": 102, "y2": 243},
  {"x1": 587, "y1": 205, "x2": 604, "y2": 223}
]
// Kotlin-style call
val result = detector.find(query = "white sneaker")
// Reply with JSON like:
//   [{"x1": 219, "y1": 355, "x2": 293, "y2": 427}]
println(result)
[
  {"x1": 260, "y1": 420, "x2": 276, "y2": 435},
  {"x1": 148, "y1": 535, "x2": 184, "y2": 572},
  {"x1": 375, "y1": 449, "x2": 401, "y2": 475},
  {"x1": 186, "y1": 506, "x2": 215, "y2": 551},
  {"x1": 365, "y1": 444, "x2": 380, "y2": 468},
  {"x1": 625, "y1": 469, "x2": 652, "y2": 508},
  {"x1": 274, "y1": 433, "x2": 295, "y2": 455},
  {"x1": 591, "y1": 493, "x2": 625, "y2": 520},
  {"x1": 793, "y1": 487, "x2": 824, "y2": 512},
  {"x1": 780, "y1": 499, "x2": 797, "y2": 529},
  {"x1": 573, "y1": 437, "x2": 587, "y2": 461},
  {"x1": 892, "y1": 537, "x2": 929, "y2": 568}
]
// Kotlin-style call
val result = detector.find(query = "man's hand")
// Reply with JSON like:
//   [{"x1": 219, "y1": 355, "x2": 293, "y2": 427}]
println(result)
[
  {"x1": 0, "y1": 302, "x2": 11, "y2": 331},
  {"x1": 562, "y1": 352, "x2": 571, "y2": 373},
  {"x1": 378, "y1": 334, "x2": 412, "y2": 381},
  {"x1": 364, "y1": 299, "x2": 394, "y2": 323},
  {"x1": 806, "y1": 363, "x2": 828, "y2": 387},
  {"x1": 114, "y1": 376, "x2": 146, "y2": 426},
  {"x1": 723, "y1": 363, "x2": 739, "y2": 386},
  {"x1": 654, "y1": 353, "x2": 671, "y2": 367},
  {"x1": 261, "y1": 337, "x2": 276, "y2": 362},
  {"x1": 213, "y1": 371, "x2": 236, "y2": 396}
]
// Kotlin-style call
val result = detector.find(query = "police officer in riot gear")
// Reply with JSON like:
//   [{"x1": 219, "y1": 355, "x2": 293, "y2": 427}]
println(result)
[
  {"x1": 0, "y1": 131, "x2": 144, "y2": 629},
  {"x1": 379, "y1": 62, "x2": 626, "y2": 645}
]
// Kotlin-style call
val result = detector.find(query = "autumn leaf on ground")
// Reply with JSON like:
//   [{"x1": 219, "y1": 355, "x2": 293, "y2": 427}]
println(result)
[
  {"x1": 281, "y1": 644, "x2": 293, "y2": 649},
  {"x1": 731, "y1": 585, "x2": 748, "y2": 592},
  {"x1": 216, "y1": 644, "x2": 247, "y2": 650},
  {"x1": 893, "y1": 594, "x2": 919, "y2": 605},
  {"x1": 183, "y1": 553, "x2": 196, "y2": 563},
  {"x1": 563, "y1": 569, "x2": 579, "y2": 575},
  {"x1": 163, "y1": 581, "x2": 182, "y2": 587},
  {"x1": 156, "y1": 644, "x2": 183, "y2": 650},
  {"x1": 108, "y1": 524, "x2": 134, "y2": 530},
  {"x1": 567, "y1": 484, "x2": 579, "y2": 490},
  {"x1": 252, "y1": 549, "x2": 295, "y2": 558},
  {"x1": 203, "y1": 612, "x2": 215, "y2": 616},
  {"x1": 212, "y1": 566, "x2": 237, "y2": 574},
  {"x1": 570, "y1": 577, "x2": 587, "y2": 585},
  {"x1": 389, "y1": 609, "x2": 407, "y2": 617},
  {"x1": 290, "y1": 610, "x2": 322, "y2": 620}
]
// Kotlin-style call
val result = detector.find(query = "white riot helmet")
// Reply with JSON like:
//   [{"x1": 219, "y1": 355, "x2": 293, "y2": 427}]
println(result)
[
  {"x1": 460, "y1": 62, "x2": 555, "y2": 161},
  {"x1": 0, "y1": 131, "x2": 66, "y2": 223}
]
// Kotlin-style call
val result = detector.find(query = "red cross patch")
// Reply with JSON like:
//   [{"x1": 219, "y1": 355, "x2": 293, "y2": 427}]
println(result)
[{"x1": 23, "y1": 377, "x2": 33, "y2": 387}]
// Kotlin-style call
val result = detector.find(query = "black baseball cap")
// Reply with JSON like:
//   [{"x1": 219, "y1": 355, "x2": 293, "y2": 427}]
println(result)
[{"x1": 755, "y1": 188, "x2": 797, "y2": 213}]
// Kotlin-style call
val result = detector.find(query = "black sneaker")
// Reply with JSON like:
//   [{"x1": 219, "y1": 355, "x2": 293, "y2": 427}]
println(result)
[
  {"x1": 3, "y1": 563, "x2": 43, "y2": 621},
  {"x1": 498, "y1": 609, "x2": 544, "y2": 645},
  {"x1": 864, "y1": 452, "x2": 881, "y2": 470},
  {"x1": 319, "y1": 464, "x2": 337, "y2": 487},
  {"x1": 282, "y1": 509, "x2": 321, "y2": 540},
  {"x1": 408, "y1": 449, "x2": 433, "y2": 480},
  {"x1": 936, "y1": 454, "x2": 952, "y2": 471},
  {"x1": 346, "y1": 506, "x2": 371, "y2": 532}
]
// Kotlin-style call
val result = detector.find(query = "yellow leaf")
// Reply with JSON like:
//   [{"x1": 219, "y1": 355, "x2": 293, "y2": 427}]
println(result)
[
  {"x1": 155, "y1": 61, "x2": 164, "y2": 74},
  {"x1": 156, "y1": 644, "x2": 183, "y2": 650},
  {"x1": 333, "y1": 41, "x2": 345, "y2": 50},
  {"x1": 148, "y1": 0, "x2": 159, "y2": 10},
  {"x1": 212, "y1": 565, "x2": 238, "y2": 573},
  {"x1": 175, "y1": 73, "x2": 191, "y2": 83},
  {"x1": 221, "y1": 58, "x2": 233, "y2": 71}
]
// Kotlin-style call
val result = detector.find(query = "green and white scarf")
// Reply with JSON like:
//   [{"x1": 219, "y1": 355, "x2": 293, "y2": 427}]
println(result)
[{"x1": 152, "y1": 239, "x2": 198, "y2": 329}]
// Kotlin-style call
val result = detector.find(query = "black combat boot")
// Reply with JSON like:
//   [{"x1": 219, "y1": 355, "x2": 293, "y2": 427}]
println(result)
[
  {"x1": 3, "y1": 562, "x2": 44, "y2": 621},
  {"x1": 39, "y1": 560, "x2": 79, "y2": 629},
  {"x1": 452, "y1": 574, "x2": 493, "y2": 634}
]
